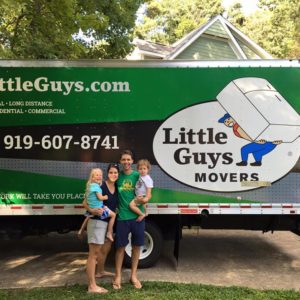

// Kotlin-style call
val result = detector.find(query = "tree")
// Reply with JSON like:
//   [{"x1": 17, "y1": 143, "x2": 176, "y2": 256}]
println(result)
[
  {"x1": 226, "y1": 1, "x2": 246, "y2": 27},
  {"x1": 243, "y1": 0, "x2": 300, "y2": 58},
  {"x1": 290, "y1": 13, "x2": 300, "y2": 57},
  {"x1": 0, "y1": 0, "x2": 143, "y2": 59},
  {"x1": 134, "y1": 0, "x2": 224, "y2": 44}
]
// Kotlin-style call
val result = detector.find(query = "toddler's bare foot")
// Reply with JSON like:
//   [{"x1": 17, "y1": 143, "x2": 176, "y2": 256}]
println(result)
[
  {"x1": 77, "y1": 229, "x2": 84, "y2": 240},
  {"x1": 106, "y1": 231, "x2": 114, "y2": 242},
  {"x1": 95, "y1": 271, "x2": 115, "y2": 278}
]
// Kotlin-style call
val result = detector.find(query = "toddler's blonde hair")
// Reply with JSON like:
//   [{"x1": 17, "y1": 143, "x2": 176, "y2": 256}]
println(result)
[
  {"x1": 137, "y1": 159, "x2": 151, "y2": 171},
  {"x1": 85, "y1": 168, "x2": 103, "y2": 197}
]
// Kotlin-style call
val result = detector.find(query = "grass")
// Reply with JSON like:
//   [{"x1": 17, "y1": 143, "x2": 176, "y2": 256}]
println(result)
[{"x1": 0, "y1": 281, "x2": 300, "y2": 300}]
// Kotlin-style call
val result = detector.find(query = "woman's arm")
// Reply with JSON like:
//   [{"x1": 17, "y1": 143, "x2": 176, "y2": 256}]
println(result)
[{"x1": 82, "y1": 198, "x2": 103, "y2": 216}]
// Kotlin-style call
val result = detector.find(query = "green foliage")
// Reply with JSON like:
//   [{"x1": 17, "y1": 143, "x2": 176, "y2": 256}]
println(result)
[
  {"x1": 241, "y1": 0, "x2": 300, "y2": 58},
  {"x1": 134, "y1": 0, "x2": 224, "y2": 44},
  {"x1": 0, "y1": 0, "x2": 142, "y2": 59},
  {"x1": 135, "y1": 0, "x2": 299, "y2": 59},
  {"x1": 226, "y1": 2, "x2": 245, "y2": 27},
  {"x1": 0, "y1": 0, "x2": 298, "y2": 59},
  {"x1": 1, "y1": 282, "x2": 300, "y2": 300}
]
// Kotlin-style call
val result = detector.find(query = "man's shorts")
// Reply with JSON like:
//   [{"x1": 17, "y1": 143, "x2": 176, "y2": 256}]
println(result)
[
  {"x1": 87, "y1": 219, "x2": 108, "y2": 245},
  {"x1": 115, "y1": 219, "x2": 145, "y2": 248}
]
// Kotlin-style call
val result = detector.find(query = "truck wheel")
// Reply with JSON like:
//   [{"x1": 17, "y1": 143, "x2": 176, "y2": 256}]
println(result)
[{"x1": 124, "y1": 221, "x2": 163, "y2": 268}]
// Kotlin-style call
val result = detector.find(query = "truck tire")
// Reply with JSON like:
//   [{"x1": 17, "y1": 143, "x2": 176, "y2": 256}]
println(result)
[{"x1": 124, "y1": 221, "x2": 163, "y2": 268}]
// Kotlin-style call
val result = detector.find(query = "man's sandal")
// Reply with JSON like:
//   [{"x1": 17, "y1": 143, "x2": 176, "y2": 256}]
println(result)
[
  {"x1": 112, "y1": 281, "x2": 122, "y2": 290},
  {"x1": 130, "y1": 279, "x2": 142, "y2": 289}
]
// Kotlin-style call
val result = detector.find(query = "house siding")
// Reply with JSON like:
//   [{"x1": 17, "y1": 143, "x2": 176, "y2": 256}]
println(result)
[
  {"x1": 176, "y1": 36, "x2": 238, "y2": 60},
  {"x1": 205, "y1": 20, "x2": 229, "y2": 39}
]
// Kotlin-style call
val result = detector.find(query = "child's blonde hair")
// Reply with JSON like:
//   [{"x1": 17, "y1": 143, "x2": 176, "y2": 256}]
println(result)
[
  {"x1": 85, "y1": 168, "x2": 103, "y2": 197},
  {"x1": 137, "y1": 159, "x2": 151, "y2": 171}
]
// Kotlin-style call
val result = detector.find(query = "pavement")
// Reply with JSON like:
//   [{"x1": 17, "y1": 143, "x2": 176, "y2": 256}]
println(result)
[{"x1": 1, "y1": 229, "x2": 300, "y2": 290}]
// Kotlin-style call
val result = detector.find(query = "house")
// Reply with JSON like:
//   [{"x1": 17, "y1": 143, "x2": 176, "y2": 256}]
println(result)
[{"x1": 127, "y1": 15, "x2": 272, "y2": 60}]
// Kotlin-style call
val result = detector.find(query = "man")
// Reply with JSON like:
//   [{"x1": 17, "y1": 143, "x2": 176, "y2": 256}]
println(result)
[{"x1": 113, "y1": 149, "x2": 146, "y2": 289}]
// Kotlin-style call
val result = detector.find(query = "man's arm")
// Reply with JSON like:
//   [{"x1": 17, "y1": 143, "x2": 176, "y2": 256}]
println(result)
[
  {"x1": 135, "y1": 187, "x2": 152, "y2": 205},
  {"x1": 236, "y1": 126, "x2": 252, "y2": 141}
]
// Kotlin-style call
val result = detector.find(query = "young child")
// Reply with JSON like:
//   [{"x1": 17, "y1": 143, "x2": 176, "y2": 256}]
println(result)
[
  {"x1": 78, "y1": 168, "x2": 116, "y2": 241},
  {"x1": 129, "y1": 159, "x2": 153, "y2": 222}
]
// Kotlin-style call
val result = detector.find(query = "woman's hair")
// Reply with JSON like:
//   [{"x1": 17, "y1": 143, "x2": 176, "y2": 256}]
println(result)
[
  {"x1": 137, "y1": 159, "x2": 151, "y2": 171},
  {"x1": 85, "y1": 168, "x2": 103, "y2": 197},
  {"x1": 107, "y1": 163, "x2": 120, "y2": 174}
]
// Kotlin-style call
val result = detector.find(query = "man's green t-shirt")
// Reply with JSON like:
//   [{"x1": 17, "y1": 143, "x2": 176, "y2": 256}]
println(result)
[{"x1": 117, "y1": 170, "x2": 142, "y2": 220}]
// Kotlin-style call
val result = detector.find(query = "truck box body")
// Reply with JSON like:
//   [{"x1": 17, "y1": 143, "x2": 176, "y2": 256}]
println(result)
[
  {"x1": 1, "y1": 60, "x2": 299, "y2": 266},
  {"x1": 216, "y1": 78, "x2": 300, "y2": 143},
  {"x1": 0, "y1": 60, "x2": 300, "y2": 217}
]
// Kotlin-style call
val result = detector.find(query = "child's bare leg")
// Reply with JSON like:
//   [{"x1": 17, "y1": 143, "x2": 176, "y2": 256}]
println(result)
[
  {"x1": 106, "y1": 211, "x2": 116, "y2": 242},
  {"x1": 78, "y1": 216, "x2": 90, "y2": 239},
  {"x1": 129, "y1": 199, "x2": 145, "y2": 222}
]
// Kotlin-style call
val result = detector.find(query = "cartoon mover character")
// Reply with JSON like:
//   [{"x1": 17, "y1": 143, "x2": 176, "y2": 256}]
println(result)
[{"x1": 218, "y1": 113, "x2": 282, "y2": 166}]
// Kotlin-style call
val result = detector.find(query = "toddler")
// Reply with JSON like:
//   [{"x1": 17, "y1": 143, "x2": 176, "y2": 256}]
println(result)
[
  {"x1": 78, "y1": 168, "x2": 116, "y2": 241},
  {"x1": 129, "y1": 159, "x2": 153, "y2": 222}
]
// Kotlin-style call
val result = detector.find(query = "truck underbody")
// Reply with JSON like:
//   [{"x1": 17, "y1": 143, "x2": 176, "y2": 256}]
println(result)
[{"x1": 1, "y1": 214, "x2": 299, "y2": 268}]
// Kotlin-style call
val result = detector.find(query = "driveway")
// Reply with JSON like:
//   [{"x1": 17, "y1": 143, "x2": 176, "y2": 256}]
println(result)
[{"x1": 1, "y1": 229, "x2": 300, "y2": 290}]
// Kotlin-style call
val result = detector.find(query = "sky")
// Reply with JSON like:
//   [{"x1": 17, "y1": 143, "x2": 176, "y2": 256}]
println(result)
[{"x1": 222, "y1": 0, "x2": 259, "y2": 15}]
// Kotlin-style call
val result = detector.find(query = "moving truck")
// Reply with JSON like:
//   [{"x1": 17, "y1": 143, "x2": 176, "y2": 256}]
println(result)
[{"x1": 1, "y1": 60, "x2": 299, "y2": 267}]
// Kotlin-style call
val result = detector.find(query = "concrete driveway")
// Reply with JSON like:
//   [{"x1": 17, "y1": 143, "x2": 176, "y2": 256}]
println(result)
[{"x1": 1, "y1": 229, "x2": 300, "y2": 290}]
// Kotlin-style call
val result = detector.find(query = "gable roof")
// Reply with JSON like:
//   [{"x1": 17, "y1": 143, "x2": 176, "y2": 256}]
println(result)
[
  {"x1": 129, "y1": 15, "x2": 272, "y2": 60},
  {"x1": 167, "y1": 15, "x2": 272, "y2": 59}
]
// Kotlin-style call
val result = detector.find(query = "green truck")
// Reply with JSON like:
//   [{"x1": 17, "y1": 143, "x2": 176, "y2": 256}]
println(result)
[{"x1": 1, "y1": 60, "x2": 299, "y2": 267}]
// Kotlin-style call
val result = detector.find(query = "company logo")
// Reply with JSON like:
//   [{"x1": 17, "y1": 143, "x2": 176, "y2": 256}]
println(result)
[
  {"x1": 120, "y1": 179, "x2": 134, "y2": 191},
  {"x1": 153, "y1": 78, "x2": 300, "y2": 192}
]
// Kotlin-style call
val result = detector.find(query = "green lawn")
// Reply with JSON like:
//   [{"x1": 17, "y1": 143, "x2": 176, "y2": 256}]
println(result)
[{"x1": 0, "y1": 282, "x2": 299, "y2": 300}]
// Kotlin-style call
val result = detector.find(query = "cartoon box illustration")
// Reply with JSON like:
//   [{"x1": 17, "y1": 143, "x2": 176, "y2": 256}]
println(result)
[{"x1": 216, "y1": 77, "x2": 300, "y2": 143}]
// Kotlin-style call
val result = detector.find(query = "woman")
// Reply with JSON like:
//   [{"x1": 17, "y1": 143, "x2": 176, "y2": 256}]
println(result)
[{"x1": 83, "y1": 163, "x2": 119, "y2": 294}]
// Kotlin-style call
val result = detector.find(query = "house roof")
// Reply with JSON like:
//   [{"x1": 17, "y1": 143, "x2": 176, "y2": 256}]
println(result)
[
  {"x1": 133, "y1": 38, "x2": 173, "y2": 58},
  {"x1": 131, "y1": 15, "x2": 272, "y2": 60}
]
